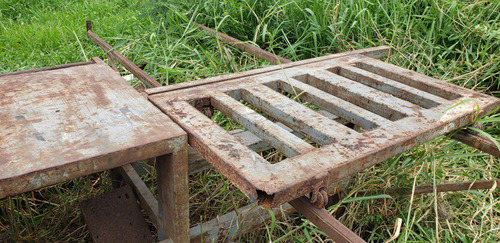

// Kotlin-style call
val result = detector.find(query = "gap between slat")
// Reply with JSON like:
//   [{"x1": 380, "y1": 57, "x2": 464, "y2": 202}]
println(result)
[
  {"x1": 299, "y1": 69, "x2": 425, "y2": 120},
  {"x1": 211, "y1": 92, "x2": 314, "y2": 158},
  {"x1": 241, "y1": 84, "x2": 360, "y2": 146},
  {"x1": 267, "y1": 79, "x2": 391, "y2": 130}
]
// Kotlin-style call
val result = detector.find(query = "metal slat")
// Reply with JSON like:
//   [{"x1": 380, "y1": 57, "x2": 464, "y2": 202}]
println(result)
[
  {"x1": 188, "y1": 122, "x2": 308, "y2": 175},
  {"x1": 306, "y1": 69, "x2": 427, "y2": 120},
  {"x1": 271, "y1": 79, "x2": 391, "y2": 130},
  {"x1": 353, "y1": 57, "x2": 465, "y2": 100},
  {"x1": 211, "y1": 92, "x2": 314, "y2": 157},
  {"x1": 241, "y1": 85, "x2": 360, "y2": 146},
  {"x1": 151, "y1": 99, "x2": 276, "y2": 202},
  {"x1": 336, "y1": 64, "x2": 448, "y2": 108},
  {"x1": 190, "y1": 203, "x2": 296, "y2": 242}
]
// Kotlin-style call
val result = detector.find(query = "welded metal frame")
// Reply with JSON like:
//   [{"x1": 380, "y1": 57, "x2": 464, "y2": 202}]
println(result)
[
  {"x1": 148, "y1": 51, "x2": 499, "y2": 208},
  {"x1": 144, "y1": 48, "x2": 498, "y2": 242}
]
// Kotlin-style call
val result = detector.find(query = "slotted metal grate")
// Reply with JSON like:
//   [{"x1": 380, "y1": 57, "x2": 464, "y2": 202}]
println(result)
[{"x1": 148, "y1": 48, "x2": 500, "y2": 208}]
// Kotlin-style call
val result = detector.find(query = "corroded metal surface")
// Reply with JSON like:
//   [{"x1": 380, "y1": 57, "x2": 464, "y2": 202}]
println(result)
[
  {"x1": 0, "y1": 58, "x2": 185, "y2": 198},
  {"x1": 289, "y1": 196, "x2": 366, "y2": 242},
  {"x1": 80, "y1": 185, "x2": 153, "y2": 243},
  {"x1": 149, "y1": 48, "x2": 500, "y2": 209}
]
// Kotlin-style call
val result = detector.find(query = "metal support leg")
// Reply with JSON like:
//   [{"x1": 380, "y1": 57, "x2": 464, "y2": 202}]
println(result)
[{"x1": 156, "y1": 144, "x2": 189, "y2": 242}]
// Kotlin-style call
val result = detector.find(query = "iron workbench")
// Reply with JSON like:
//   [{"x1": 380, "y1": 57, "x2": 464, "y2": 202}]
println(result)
[{"x1": 0, "y1": 58, "x2": 189, "y2": 241}]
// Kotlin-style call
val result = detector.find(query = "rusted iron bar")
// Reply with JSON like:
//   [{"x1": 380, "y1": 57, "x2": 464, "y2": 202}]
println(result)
[
  {"x1": 192, "y1": 21, "x2": 499, "y2": 158},
  {"x1": 156, "y1": 147, "x2": 190, "y2": 243},
  {"x1": 354, "y1": 58, "x2": 463, "y2": 100},
  {"x1": 271, "y1": 79, "x2": 388, "y2": 130},
  {"x1": 194, "y1": 22, "x2": 290, "y2": 65},
  {"x1": 211, "y1": 92, "x2": 314, "y2": 157},
  {"x1": 187, "y1": 122, "x2": 305, "y2": 174},
  {"x1": 241, "y1": 85, "x2": 358, "y2": 145},
  {"x1": 371, "y1": 179, "x2": 499, "y2": 196},
  {"x1": 145, "y1": 46, "x2": 390, "y2": 95},
  {"x1": 451, "y1": 129, "x2": 500, "y2": 157},
  {"x1": 300, "y1": 69, "x2": 419, "y2": 119},
  {"x1": 86, "y1": 20, "x2": 162, "y2": 88},
  {"x1": 289, "y1": 196, "x2": 366, "y2": 243},
  {"x1": 336, "y1": 64, "x2": 447, "y2": 108}
]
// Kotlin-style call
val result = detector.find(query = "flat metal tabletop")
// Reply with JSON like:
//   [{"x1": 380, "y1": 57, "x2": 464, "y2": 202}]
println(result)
[
  {"x1": 0, "y1": 58, "x2": 185, "y2": 198},
  {"x1": 148, "y1": 48, "x2": 500, "y2": 208}
]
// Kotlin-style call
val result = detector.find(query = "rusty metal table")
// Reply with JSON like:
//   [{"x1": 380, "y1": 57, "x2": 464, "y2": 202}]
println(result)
[
  {"x1": 0, "y1": 58, "x2": 189, "y2": 241},
  {"x1": 147, "y1": 47, "x2": 499, "y2": 217}
]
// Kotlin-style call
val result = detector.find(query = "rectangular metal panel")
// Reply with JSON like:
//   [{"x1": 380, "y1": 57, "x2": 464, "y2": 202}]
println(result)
[
  {"x1": 0, "y1": 58, "x2": 186, "y2": 198},
  {"x1": 80, "y1": 185, "x2": 153, "y2": 243},
  {"x1": 149, "y1": 49, "x2": 500, "y2": 208}
]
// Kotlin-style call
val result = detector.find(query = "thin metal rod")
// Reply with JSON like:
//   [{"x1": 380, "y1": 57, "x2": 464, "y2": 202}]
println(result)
[
  {"x1": 451, "y1": 130, "x2": 500, "y2": 157},
  {"x1": 86, "y1": 20, "x2": 162, "y2": 88},
  {"x1": 366, "y1": 179, "x2": 499, "y2": 196},
  {"x1": 289, "y1": 196, "x2": 366, "y2": 243},
  {"x1": 194, "y1": 22, "x2": 291, "y2": 65}
]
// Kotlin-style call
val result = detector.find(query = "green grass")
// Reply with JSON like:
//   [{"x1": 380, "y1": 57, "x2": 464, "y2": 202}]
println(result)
[
  {"x1": 183, "y1": 0, "x2": 500, "y2": 93},
  {"x1": 0, "y1": 0, "x2": 144, "y2": 72},
  {"x1": 1, "y1": 0, "x2": 499, "y2": 242}
]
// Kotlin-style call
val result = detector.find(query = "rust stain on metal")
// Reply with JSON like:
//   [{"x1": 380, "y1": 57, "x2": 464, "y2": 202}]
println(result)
[
  {"x1": 80, "y1": 185, "x2": 153, "y2": 243},
  {"x1": 89, "y1": 83, "x2": 111, "y2": 106},
  {"x1": 216, "y1": 142, "x2": 241, "y2": 160},
  {"x1": 0, "y1": 60, "x2": 186, "y2": 199},
  {"x1": 148, "y1": 49, "x2": 500, "y2": 208}
]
